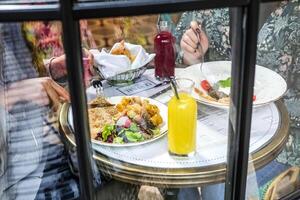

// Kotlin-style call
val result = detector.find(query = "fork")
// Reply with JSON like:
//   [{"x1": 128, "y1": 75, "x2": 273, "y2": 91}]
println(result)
[
  {"x1": 190, "y1": 21, "x2": 204, "y2": 73},
  {"x1": 91, "y1": 78, "x2": 104, "y2": 97},
  {"x1": 190, "y1": 20, "x2": 207, "y2": 85}
]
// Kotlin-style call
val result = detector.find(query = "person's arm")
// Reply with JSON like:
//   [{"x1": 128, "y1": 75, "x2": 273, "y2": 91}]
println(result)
[
  {"x1": 44, "y1": 55, "x2": 67, "y2": 83},
  {"x1": 44, "y1": 49, "x2": 94, "y2": 87}
]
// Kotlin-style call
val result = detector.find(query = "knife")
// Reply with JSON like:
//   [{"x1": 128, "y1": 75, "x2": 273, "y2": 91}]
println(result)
[{"x1": 149, "y1": 85, "x2": 171, "y2": 99}]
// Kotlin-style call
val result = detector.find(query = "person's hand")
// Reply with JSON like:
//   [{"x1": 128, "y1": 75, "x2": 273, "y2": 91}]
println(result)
[
  {"x1": 50, "y1": 49, "x2": 94, "y2": 87},
  {"x1": 49, "y1": 54, "x2": 67, "y2": 81},
  {"x1": 6, "y1": 77, "x2": 70, "y2": 111},
  {"x1": 180, "y1": 21, "x2": 209, "y2": 65},
  {"x1": 138, "y1": 185, "x2": 164, "y2": 200}
]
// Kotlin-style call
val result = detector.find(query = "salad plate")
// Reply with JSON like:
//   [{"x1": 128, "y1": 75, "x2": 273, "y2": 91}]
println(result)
[
  {"x1": 68, "y1": 96, "x2": 168, "y2": 147},
  {"x1": 177, "y1": 61, "x2": 287, "y2": 109}
]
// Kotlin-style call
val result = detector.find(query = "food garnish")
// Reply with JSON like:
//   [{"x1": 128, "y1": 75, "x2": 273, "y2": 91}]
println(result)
[{"x1": 218, "y1": 77, "x2": 231, "y2": 88}]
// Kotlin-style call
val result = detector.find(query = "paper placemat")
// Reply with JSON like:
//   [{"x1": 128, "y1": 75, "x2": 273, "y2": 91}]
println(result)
[{"x1": 86, "y1": 71, "x2": 170, "y2": 100}]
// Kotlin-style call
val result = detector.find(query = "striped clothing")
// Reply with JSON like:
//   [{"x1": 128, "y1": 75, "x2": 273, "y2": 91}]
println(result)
[{"x1": 0, "y1": 23, "x2": 80, "y2": 199}]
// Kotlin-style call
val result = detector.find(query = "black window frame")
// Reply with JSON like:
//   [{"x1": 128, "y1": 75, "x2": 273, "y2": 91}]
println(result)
[{"x1": 1, "y1": 0, "x2": 295, "y2": 199}]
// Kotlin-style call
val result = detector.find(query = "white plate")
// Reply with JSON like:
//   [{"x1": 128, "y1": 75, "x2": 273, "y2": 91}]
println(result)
[
  {"x1": 176, "y1": 61, "x2": 287, "y2": 108},
  {"x1": 68, "y1": 96, "x2": 168, "y2": 147}
]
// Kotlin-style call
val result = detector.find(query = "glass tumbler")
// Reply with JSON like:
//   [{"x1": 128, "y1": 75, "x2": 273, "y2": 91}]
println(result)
[{"x1": 168, "y1": 78, "x2": 197, "y2": 156}]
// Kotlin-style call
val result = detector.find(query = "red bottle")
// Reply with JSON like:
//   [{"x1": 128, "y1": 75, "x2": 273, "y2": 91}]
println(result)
[{"x1": 154, "y1": 21, "x2": 175, "y2": 79}]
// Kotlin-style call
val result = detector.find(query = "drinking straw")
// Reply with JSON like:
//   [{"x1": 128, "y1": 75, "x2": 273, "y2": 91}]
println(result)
[{"x1": 170, "y1": 78, "x2": 180, "y2": 100}]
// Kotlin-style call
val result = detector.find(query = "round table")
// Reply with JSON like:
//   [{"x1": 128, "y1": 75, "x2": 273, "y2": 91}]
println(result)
[{"x1": 59, "y1": 97, "x2": 289, "y2": 188}]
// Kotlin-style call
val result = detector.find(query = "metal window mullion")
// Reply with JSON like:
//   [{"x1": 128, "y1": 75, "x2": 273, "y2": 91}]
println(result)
[
  {"x1": 73, "y1": 0, "x2": 248, "y2": 19},
  {"x1": 0, "y1": 0, "x2": 250, "y2": 21},
  {"x1": 260, "y1": 0, "x2": 282, "y2": 2},
  {"x1": 0, "y1": 4, "x2": 60, "y2": 21},
  {"x1": 225, "y1": 1, "x2": 260, "y2": 200},
  {"x1": 60, "y1": 0, "x2": 95, "y2": 200}
]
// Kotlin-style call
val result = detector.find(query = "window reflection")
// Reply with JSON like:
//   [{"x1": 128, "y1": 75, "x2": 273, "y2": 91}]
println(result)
[{"x1": 252, "y1": 1, "x2": 300, "y2": 199}]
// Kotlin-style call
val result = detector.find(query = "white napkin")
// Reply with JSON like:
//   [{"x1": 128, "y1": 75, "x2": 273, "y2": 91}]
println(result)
[{"x1": 90, "y1": 42, "x2": 155, "y2": 79}]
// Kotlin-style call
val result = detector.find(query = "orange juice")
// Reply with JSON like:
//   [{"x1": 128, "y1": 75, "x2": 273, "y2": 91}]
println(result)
[{"x1": 168, "y1": 93, "x2": 197, "y2": 156}]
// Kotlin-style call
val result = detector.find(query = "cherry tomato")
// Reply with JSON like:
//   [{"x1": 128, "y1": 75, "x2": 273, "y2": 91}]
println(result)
[
  {"x1": 201, "y1": 80, "x2": 212, "y2": 91},
  {"x1": 253, "y1": 95, "x2": 256, "y2": 101}
]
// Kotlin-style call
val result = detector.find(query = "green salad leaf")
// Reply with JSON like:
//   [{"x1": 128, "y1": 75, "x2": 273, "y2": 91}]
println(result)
[
  {"x1": 129, "y1": 123, "x2": 139, "y2": 132},
  {"x1": 218, "y1": 77, "x2": 231, "y2": 88},
  {"x1": 102, "y1": 124, "x2": 115, "y2": 141},
  {"x1": 151, "y1": 128, "x2": 160, "y2": 136},
  {"x1": 125, "y1": 131, "x2": 144, "y2": 142},
  {"x1": 113, "y1": 137, "x2": 124, "y2": 144}
]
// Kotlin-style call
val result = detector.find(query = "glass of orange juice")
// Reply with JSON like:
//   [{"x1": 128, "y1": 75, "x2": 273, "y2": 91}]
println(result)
[{"x1": 168, "y1": 78, "x2": 197, "y2": 156}]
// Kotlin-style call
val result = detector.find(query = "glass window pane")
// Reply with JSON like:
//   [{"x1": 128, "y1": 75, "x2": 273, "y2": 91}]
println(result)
[
  {"x1": 245, "y1": 1, "x2": 300, "y2": 200},
  {"x1": 77, "y1": 0, "x2": 167, "y2": 2}
]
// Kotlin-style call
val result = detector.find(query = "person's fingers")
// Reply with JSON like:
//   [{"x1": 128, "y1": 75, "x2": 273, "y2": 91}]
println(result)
[
  {"x1": 198, "y1": 30, "x2": 209, "y2": 53},
  {"x1": 190, "y1": 21, "x2": 210, "y2": 54},
  {"x1": 42, "y1": 81, "x2": 61, "y2": 107},
  {"x1": 190, "y1": 21, "x2": 206, "y2": 46},
  {"x1": 48, "y1": 79, "x2": 70, "y2": 102},
  {"x1": 190, "y1": 21, "x2": 203, "y2": 37},
  {"x1": 181, "y1": 39, "x2": 197, "y2": 54},
  {"x1": 190, "y1": 20, "x2": 199, "y2": 30},
  {"x1": 183, "y1": 51, "x2": 203, "y2": 65},
  {"x1": 182, "y1": 34, "x2": 197, "y2": 49},
  {"x1": 185, "y1": 29, "x2": 199, "y2": 44}
]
